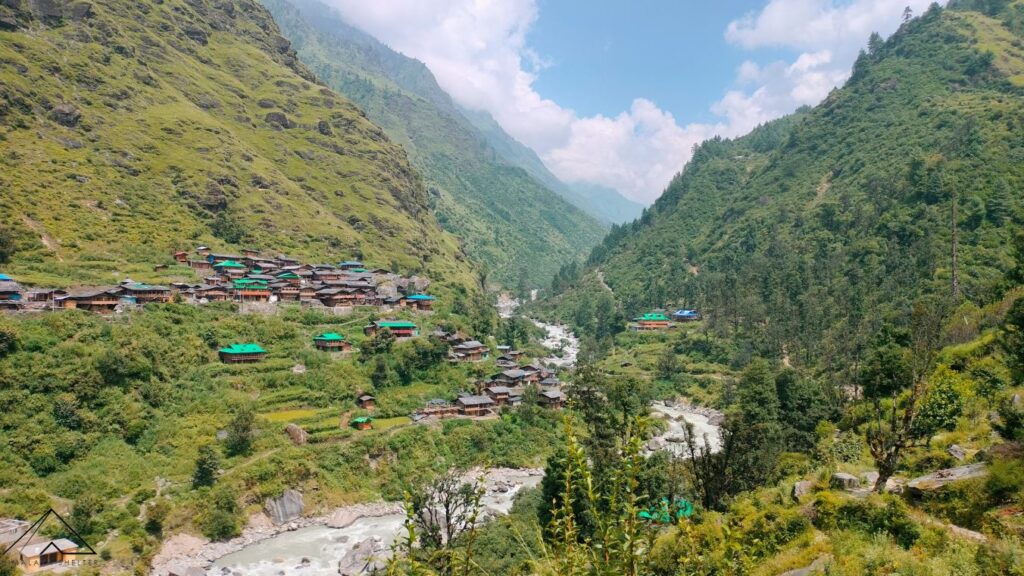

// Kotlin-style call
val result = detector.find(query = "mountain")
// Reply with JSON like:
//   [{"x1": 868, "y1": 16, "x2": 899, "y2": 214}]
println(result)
[
  {"x1": 457, "y1": 105, "x2": 645, "y2": 225},
  {"x1": 563, "y1": 182, "x2": 644, "y2": 225},
  {"x1": 542, "y1": 2, "x2": 1024, "y2": 367},
  {"x1": 260, "y1": 0, "x2": 609, "y2": 287},
  {"x1": 0, "y1": 0, "x2": 481, "y2": 295}
]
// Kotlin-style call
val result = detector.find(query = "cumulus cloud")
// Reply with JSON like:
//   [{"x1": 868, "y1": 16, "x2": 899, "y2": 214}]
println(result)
[{"x1": 321, "y1": 0, "x2": 942, "y2": 204}]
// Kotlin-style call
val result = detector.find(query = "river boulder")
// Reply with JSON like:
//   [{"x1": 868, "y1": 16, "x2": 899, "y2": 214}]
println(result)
[{"x1": 264, "y1": 489, "x2": 304, "y2": 524}]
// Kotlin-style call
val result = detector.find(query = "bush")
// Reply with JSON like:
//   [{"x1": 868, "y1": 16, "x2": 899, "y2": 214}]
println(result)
[{"x1": 813, "y1": 493, "x2": 920, "y2": 548}]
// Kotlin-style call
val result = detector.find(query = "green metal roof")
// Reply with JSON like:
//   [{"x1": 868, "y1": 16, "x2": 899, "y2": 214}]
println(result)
[
  {"x1": 232, "y1": 279, "x2": 268, "y2": 287},
  {"x1": 219, "y1": 343, "x2": 266, "y2": 354},
  {"x1": 351, "y1": 416, "x2": 373, "y2": 424},
  {"x1": 215, "y1": 260, "x2": 246, "y2": 268},
  {"x1": 276, "y1": 271, "x2": 300, "y2": 279},
  {"x1": 378, "y1": 320, "x2": 417, "y2": 329},
  {"x1": 314, "y1": 332, "x2": 345, "y2": 341},
  {"x1": 636, "y1": 313, "x2": 670, "y2": 321}
]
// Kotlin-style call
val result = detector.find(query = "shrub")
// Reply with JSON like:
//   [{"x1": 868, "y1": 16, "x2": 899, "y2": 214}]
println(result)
[{"x1": 812, "y1": 493, "x2": 920, "y2": 548}]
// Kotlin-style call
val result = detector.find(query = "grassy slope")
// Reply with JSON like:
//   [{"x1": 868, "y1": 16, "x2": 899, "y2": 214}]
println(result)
[
  {"x1": 549, "y1": 4, "x2": 1024, "y2": 368},
  {"x1": 0, "y1": 0, "x2": 478, "y2": 295},
  {"x1": 260, "y1": 0, "x2": 608, "y2": 288},
  {"x1": 0, "y1": 302, "x2": 564, "y2": 569}
]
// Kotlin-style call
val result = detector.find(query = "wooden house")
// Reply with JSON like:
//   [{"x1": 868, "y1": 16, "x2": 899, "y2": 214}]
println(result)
[
  {"x1": 195, "y1": 245, "x2": 211, "y2": 256},
  {"x1": 26, "y1": 289, "x2": 66, "y2": 303},
  {"x1": 242, "y1": 248, "x2": 260, "y2": 258},
  {"x1": 194, "y1": 285, "x2": 230, "y2": 302},
  {"x1": 633, "y1": 312, "x2": 671, "y2": 331},
  {"x1": 493, "y1": 369, "x2": 527, "y2": 386},
  {"x1": 451, "y1": 340, "x2": 489, "y2": 362},
  {"x1": 495, "y1": 355, "x2": 517, "y2": 369},
  {"x1": 188, "y1": 259, "x2": 213, "y2": 272},
  {"x1": 275, "y1": 255, "x2": 301, "y2": 267},
  {"x1": 57, "y1": 287, "x2": 121, "y2": 313},
  {"x1": 364, "y1": 320, "x2": 418, "y2": 338},
  {"x1": 351, "y1": 416, "x2": 373, "y2": 431},
  {"x1": 299, "y1": 286, "x2": 318, "y2": 301},
  {"x1": 232, "y1": 279, "x2": 271, "y2": 302},
  {"x1": 18, "y1": 538, "x2": 80, "y2": 573},
  {"x1": 120, "y1": 282, "x2": 171, "y2": 303},
  {"x1": 539, "y1": 390, "x2": 566, "y2": 410},
  {"x1": 405, "y1": 294, "x2": 436, "y2": 311},
  {"x1": 218, "y1": 343, "x2": 266, "y2": 363},
  {"x1": 457, "y1": 395, "x2": 496, "y2": 416},
  {"x1": 338, "y1": 260, "x2": 364, "y2": 271},
  {"x1": 357, "y1": 394, "x2": 376, "y2": 409},
  {"x1": 0, "y1": 279, "x2": 23, "y2": 302},
  {"x1": 173, "y1": 251, "x2": 188, "y2": 263},
  {"x1": 213, "y1": 260, "x2": 247, "y2": 278},
  {"x1": 485, "y1": 385, "x2": 512, "y2": 406},
  {"x1": 313, "y1": 332, "x2": 351, "y2": 352},
  {"x1": 272, "y1": 282, "x2": 300, "y2": 301},
  {"x1": 420, "y1": 399, "x2": 460, "y2": 418}
]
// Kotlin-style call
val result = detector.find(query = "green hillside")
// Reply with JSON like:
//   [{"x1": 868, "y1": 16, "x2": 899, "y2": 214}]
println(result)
[
  {"x1": 260, "y1": 0, "x2": 609, "y2": 287},
  {"x1": 0, "y1": 0, "x2": 479, "y2": 295},
  {"x1": 544, "y1": 2, "x2": 1024, "y2": 368}
]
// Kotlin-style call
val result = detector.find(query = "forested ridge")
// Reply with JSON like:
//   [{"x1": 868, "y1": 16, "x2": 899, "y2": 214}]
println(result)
[{"x1": 545, "y1": 2, "x2": 1024, "y2": 372}]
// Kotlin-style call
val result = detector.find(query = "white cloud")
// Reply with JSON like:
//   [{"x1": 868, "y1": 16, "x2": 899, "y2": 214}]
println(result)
[{"x1": 321, "y1": 0, "x2": 942, "y2": 205}]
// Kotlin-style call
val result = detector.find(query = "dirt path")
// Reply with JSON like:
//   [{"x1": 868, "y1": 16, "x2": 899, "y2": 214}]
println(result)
[
  {"x1": 21, "y1": 215, "x2": 63, "y2": 261},
  {"x1": 595, "y1": 269, "x2": 613, "y2": 294}
]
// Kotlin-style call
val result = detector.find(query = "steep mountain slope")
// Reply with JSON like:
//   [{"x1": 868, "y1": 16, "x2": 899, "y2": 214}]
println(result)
[
  {"x1": 457, "y1": 105, "x2": 644, "y2": 225},
  {"x1": 260, "y1": 0, "x2": 609, "y2": 287},
  {"x1": 0, "y1": 0, "x2": 479, "y2": 293},
  {"x1": 545, "y1": 3, "x2": 1024, "y2": 367}
]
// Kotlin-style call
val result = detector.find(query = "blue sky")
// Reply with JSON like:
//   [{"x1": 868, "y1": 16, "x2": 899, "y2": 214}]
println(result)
[
  {"x1": 325, "y1": 0, "x2": 939, "y2": 204},
  {"x1": 528, "y1": 1, "x2": 779, "y2": 125}
]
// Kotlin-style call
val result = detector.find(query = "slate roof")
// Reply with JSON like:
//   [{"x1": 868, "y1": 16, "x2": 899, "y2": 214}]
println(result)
[{"x1": 457, "y1": 395, "x2": 496, "y2": 407}]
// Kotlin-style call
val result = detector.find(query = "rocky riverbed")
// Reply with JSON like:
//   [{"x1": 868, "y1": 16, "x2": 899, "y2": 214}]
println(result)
[
  {"x1": 150, "y1": 469, "x2": 544, "y2": 576},
  {"x1": 647, "y1": 400, "x2": 725, "y2": 456}
]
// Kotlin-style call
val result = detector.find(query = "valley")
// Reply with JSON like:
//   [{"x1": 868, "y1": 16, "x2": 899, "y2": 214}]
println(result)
[{"x1": 1, "y1": 1, "x2": 1024, "y2": 575}]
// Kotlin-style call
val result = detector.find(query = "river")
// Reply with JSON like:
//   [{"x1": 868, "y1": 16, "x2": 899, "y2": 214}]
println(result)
[{"x1": 153, "y1": 469, "x2": 544, "y2": 576}]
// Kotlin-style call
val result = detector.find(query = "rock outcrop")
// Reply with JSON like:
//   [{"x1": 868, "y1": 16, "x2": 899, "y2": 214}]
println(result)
[
  {"x1": 830, "y1": 472, "x2": 860, "y2": 491},
  {"x1": 264, "y1": 489, "x2": 304, "y2": 524},
  {"x1": 908, "y1": 464, "x2": 988, "y2": 495}
]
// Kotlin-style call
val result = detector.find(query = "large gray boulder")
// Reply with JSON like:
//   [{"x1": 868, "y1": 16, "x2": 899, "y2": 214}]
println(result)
[
  {"x1": 908, "y1": 464, "x2": 988, "y2": 496},
  {"x1": 830, "y1": 472, "x2": 860, "y2": 491},
  {"x1": 337, "y1": 536, "x2": 388, "y2": 575},
  {"x1": 947, "y1": 444, "x2": 966, "y2": 461},
  {"x1": 50, "y1": 103, "x2": 80, "y2": 127},
  {"x1": 264, "y1": 489, "x2": 304, "y2": 524},
  {"x1": 792, "y1": 480, "x2": 814, "y2": 501},
  {"x1": 285, "y1": 423, "x2": 308, "y2": 446}
]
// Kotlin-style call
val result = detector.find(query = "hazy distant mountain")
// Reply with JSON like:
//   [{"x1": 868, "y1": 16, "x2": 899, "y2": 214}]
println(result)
[
  {"x1": 263, "y1": 0, "x2": 607, "y2": 287},
  {"x1": 458, "y1": 105, "x2": 645, "y2": 224}
]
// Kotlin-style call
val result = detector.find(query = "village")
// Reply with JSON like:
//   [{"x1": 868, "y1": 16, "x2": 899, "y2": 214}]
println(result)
[
  {"x1": 0, "y1": 247, "x2": 436, "y2": 313},
  {"x1": 0, "y1": 249, "x2": 712, "y2": 575}
]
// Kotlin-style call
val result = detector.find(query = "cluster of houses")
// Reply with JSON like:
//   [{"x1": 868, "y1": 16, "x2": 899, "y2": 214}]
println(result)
[
  {"x1": 410, "y1": 361, "x2": 566, "y2": 421},
  {"x1": 629, "y1": 309, "x2": 701, "y2": 331},
  {"x1": 0, "y1": 248, "x2": 437, "y2": 314}
]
